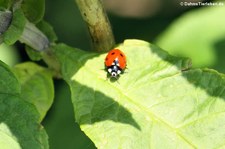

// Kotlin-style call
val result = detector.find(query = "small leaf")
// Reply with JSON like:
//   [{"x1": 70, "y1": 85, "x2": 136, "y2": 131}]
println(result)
[
  {"x1": 36, "y1": 20, "x2": 58, "y2": 43},
  {"x1": 13, "y1": 62, "x2": 54, "y2": 121},
  {"x1": 21, "y1": 0, "x2": 45, "y2": 23},
  {"x1": 0, "y1": 60, "x2": 48, "y2": 149},
  {"x1": 54, "y1": 39, "x2": 225, "y2": 149},
  {"x1": 25, "y1": 45, "x2": 42, "y2": 61},
  {"x1": 3, "y1": 9, "x2": 26, "y2": 45}
]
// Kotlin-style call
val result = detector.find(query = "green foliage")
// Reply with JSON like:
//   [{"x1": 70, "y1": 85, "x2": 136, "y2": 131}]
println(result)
[
  {"x1": 156, "y1": 6, "x2": 225, "y2": 70},
  {"x1": 0, "y1": 60, "x2": 48, "y2": 149},
  {"x1": 0, "y1": 43, "x2": 20, "y2": 66},
  {"x1": 25, "y1": 45, "x2": 42, "y2": 61},
  {"x1": 36, "y1": 20, "x2": 58, "y2": 43},
  {"x1": 1, "y1": 0, "x2": 225, "y2": 148},
  {"x1": 54, "y1": 39, "x2": 225, "y2": 149},
  {"x1": 0, "y1": 0, "x2": 11, "y2": 9},
  {"x1": 21, "y1": 0, "x2": 45, "y2": 23},
  {"x1": 13, "y1": 62, "x2": 54, "y2": 122},
  {"x1": 3, "y1": 9, "x2": 26, "y2": 45},
  {"x1": 0, "y1": 60, "x2": 20, "y2": 93}
]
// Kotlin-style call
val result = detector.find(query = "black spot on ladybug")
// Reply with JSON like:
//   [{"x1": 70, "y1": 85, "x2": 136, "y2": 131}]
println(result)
[
  {"x1": 120, "y1": 54, "x2": 123, "y2": 57},
  {"x1": 106, "y1": 58, "x2": 108, "y2": 61},
  {"x1": 111, "y1": 52, "x2": 115, "y2": 55}
]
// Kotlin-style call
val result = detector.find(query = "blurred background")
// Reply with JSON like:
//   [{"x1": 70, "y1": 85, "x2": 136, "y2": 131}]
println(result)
[{"x1": 1, "y1": 0, "x2": 225, "y2": 148}]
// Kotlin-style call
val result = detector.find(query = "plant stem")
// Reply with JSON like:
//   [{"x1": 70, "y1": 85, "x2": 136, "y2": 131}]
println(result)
[
  {"x1": 75, "y1": 0, "x2": 115, "y2": 52},
  {"x1": 19, "y1": 21, "x2": 61, "y2": 78},
  {"x1": 20, "y1": 21, "x2": 49, "y2": 51}
]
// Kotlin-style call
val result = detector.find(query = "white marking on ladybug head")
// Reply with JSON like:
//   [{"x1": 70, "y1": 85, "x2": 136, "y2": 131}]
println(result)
[
  {"x1": 116, "y1": 63, "x2": 120, "y2": 66},
  {"x1": 111, "y1": 72, "x2": 117, "y2": 77},
  {"x1": 108, "y1": 68, "x2": 112, "y2": 73},
  {"x1": 117, "y1": 70, "x2": 121, "y2": 74},
  {"x1": 112, "y1": 62, "x2": 115, "y2": 65}
]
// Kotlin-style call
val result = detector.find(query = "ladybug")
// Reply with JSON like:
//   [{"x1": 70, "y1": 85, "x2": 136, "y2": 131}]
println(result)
[{"x1": 105, "y1": 49, "x2": 127, "y2": 78}]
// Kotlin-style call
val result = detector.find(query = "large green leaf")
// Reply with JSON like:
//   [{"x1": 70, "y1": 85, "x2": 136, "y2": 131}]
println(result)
[
  {"x1": 54, "y1": 39, "x2": 225, "y2": 149},
  {"x1": 0, "y1": 60, "x2": 49, "y2": 149},
  {"x1": 156, "y1": 6, "x2": 225, "y2": 70},
  {"x1": 13, "y1": 62, "x2": 54, "y2": 122}
]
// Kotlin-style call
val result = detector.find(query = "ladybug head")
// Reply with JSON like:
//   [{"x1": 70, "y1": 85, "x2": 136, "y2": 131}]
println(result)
[
  {"x1": 111, "y1": 71, "x2": 117, "y2": 78},
  {"x1": 107, "y1": 65, "x2": 122, "y2": 78}
]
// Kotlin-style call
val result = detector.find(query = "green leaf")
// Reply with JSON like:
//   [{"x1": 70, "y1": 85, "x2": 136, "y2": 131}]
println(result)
[
  {"x1": 54, "y1": 39, "x2": 225, "y2": 149},
  {"x1": 36, "y1": 20, "x2": 57, "y2": 43},
  {"x1": 3, "y1": 9, "x2": 26, "y2": 45},
  {"x1": 21, "y1": 0, "x2": 45, "y2": 23},
  {"x1": 25, "y1": 45, "x2": 42, "y2": 61},
  {"x1": 0, "y1": 60, "x2": 20, "y2": 94},
  {"x1": 0, "y1": 60, "x2": 48, "y2": 149},
  {"x1": 13, "y1": 62, "x2": 54, "y2": 121},
  {"x1": 155, "y1": 6, "x2": 225, "y2": 69},
  {"x1": 0, "y1": 0, "x2": 11, "y2": 9},
  {"x1": 0, "y1": 43, "x2": 21, "y2": 66}
]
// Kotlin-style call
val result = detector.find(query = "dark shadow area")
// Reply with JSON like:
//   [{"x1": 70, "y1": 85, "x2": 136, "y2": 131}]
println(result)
[
  {"x1": 70, "y1": 80, "x2": 141, "y2": 130},
  {"x1": 110, "y1": 14, "x2": 177, "y2": 44},
  {"x1": 213, "y1": 37, "x2": 225, "y2": 73},
  {"x1": 42, "y1": 80, "x2": 96, "y2": 149}
]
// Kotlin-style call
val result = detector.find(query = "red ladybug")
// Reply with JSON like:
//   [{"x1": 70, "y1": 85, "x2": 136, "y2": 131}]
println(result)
[{"x1": 105, "y1": 49, "x2": 127, "y2": 78}]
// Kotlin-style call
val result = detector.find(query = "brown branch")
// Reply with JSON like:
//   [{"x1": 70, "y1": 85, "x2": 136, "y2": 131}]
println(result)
[{"x1": 75, "y1": 0, "x2": 115, "y2": 52}]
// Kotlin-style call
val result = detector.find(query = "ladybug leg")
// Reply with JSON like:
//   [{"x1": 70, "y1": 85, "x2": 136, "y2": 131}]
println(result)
[
  {"x1": 123, "y1": 66, "x2": 128, "y2": 73},
  {"x1": 106, "y1": 70, "x2": 111, "y2": 80}
]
